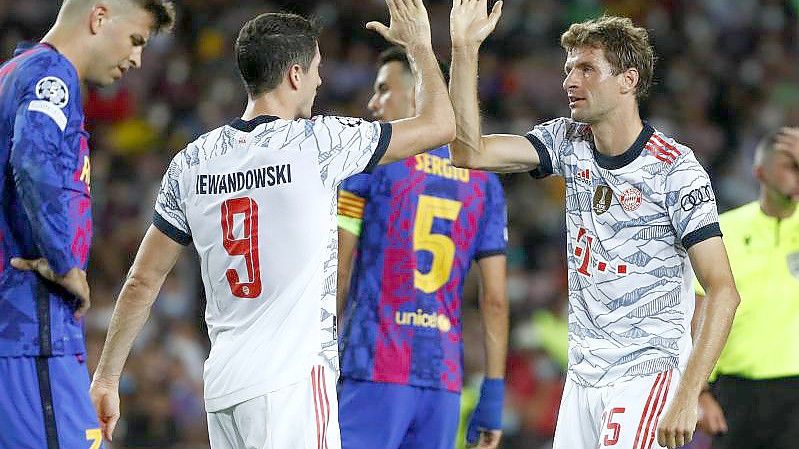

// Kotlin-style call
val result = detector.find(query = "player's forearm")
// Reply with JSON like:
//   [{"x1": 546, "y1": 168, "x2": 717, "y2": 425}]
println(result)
[
  {"x1": 676, "y1": 284, "x2": 739, "y2": 398},
  {"x1": 449, "y1": 45, "x2": 486, "y2": 169},
  {"x1": 11, "y1": 144, "x2": 78, "y2": 276},
  {"x1": 93, "y1": 271, "x2": 164, "y2": 382},
  {"x1": 480, "y1": 292, "x2": 509, "y2": 379},
  {"x1": 94, "y1": 226, "x2": 182, "y2": 383},
  {"x1": 407, "y1": 43, "x2": 456, "y2": 145}
]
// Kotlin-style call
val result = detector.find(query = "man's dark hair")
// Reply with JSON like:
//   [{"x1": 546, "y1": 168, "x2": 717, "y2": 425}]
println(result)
[
  {"x1": 134, "y1": 0, "x2": 176, "y2": 33},
  {"x1": 377, "y1": 46, "x2": 449, "y2": 84},
  {"x1": 235, "y1": 13, "x2": 321, "y2": 97}
]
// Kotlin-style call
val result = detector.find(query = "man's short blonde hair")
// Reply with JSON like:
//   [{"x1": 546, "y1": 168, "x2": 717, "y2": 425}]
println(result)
[{"x1": 561, "y1": 16, "x2": 654, "y2": 99}]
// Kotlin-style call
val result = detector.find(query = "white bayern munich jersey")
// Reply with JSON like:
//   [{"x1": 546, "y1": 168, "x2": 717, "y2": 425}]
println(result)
[
  {"x1": 526, "y1": 118, "x2": 721, "y2": 388},
  {"x1": 153, "y1": 114, "x2": 391, "y2": 412}
]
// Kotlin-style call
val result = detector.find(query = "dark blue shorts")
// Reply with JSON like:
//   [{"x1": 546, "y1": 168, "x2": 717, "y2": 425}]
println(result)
[
  {"x1": 0, "y1": 355, "x2": 103, "y2": 449},
  {"x1": 338, "y1": 378, "x2": 460, "y2": 449}
]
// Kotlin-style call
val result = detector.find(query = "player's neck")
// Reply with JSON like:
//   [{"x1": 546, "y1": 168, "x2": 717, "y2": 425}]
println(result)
[
  {"x1": 242, "y1": 92, "x2": 298, "y2": 122},
  {"x1": 760, "y1": 186, "x2": 796, "y2": 220},
  {"x1": 40, "y1": 26, "x2": 87, "y2": 81},
  {"x1": 590, "y1": 107, "x2": 643, "y2": 157}
]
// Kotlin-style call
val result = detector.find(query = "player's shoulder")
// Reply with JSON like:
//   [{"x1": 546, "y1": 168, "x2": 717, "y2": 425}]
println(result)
[
  {"x1": 169, "y1": 126, "x2": 227, "y2": 172},
  {"x1": 14, "y1": 44, "x2": 78, "y2": 89},
  {"x1": 645, "y1": 127, "x2": 701, "y2": 172},
  {"x1": 309, "y1": 114, "x2": 370, "y2": 128}
]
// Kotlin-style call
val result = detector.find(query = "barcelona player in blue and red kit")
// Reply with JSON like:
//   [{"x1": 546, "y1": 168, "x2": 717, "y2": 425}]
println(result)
[
  {"x1": 0, "y1": 2, "x2": 174, "y2": 448},
  {"x1": 337, "y1": 48, "x2": 509, "y2": 449}
]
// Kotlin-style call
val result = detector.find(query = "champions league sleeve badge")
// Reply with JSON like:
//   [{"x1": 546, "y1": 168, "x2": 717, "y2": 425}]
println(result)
[{"x1": 35, "y1": 76, "x2": 69, "y2": 108}]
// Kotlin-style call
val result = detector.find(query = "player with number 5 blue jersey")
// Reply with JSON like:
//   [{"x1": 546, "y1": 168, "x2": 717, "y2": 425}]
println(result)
[{"x1": 337, "y1": 47, "x2": 509, "y2": 449}]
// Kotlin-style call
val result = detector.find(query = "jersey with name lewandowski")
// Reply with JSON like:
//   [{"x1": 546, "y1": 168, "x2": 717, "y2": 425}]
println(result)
[
  {"x1": 153, "y1": 114, "x2": 390, "y2": 412},
  {"x1": 526, "y1": 118, "x2": 721, "y2": 387}
]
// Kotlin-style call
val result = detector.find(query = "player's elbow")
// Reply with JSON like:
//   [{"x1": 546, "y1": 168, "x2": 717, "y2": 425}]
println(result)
[
  {"x1": 449, "y1": 146, "x2": 481, "y2": 169},
  {"x1": 480, "y1": 292, "x2": 509, "y2": 316},
  {"x1": 122, "y1": 270, "x2": 160, "y2": 304},
  {"x1": 423, "y1": 120, "x2": 455, "y2": 149},
  {"x1": 704, "y1": 281, "x2": 741, "y2": 311}
]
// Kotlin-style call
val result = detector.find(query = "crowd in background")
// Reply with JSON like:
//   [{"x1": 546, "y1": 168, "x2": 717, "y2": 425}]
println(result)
[{"x1": 2, "y1": 0, "x2": 797, "y2": 448}]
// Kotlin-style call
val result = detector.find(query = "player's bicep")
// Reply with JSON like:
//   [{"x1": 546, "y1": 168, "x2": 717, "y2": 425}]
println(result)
[
  {"x1": 473, "y1": 134, "x2": 541, "y2": 173},
  {"x1": 688, "y1": 237, "x2": 735, "y2": 297},
  {"x1": 379, "y1": 115, "x2": 458, "y2": 165},
  {"x1": 313, "y1": 117, "x2": 390, "y2": 187}
]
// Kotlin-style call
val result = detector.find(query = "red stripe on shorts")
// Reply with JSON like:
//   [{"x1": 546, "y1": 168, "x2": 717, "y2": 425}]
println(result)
[
  {"x1": 640, "y1": 370, "x2": 669, "y2": 449},
  {"x1": 633, "y1": 372, "x2": 665, "y2": 449},
  {"x1": 645, "y1": 370, "x2": 674, "y2": 449},
  {"x1": 312, "y1": 366, "x2": 321, "y2": 449},
  {"x1": 320, "y1": 366, "x2": 330, "y2": 449}
]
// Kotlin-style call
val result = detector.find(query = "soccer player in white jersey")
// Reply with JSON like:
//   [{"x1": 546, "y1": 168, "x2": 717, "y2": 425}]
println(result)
[
  {"x1": 87, "y1": 1, "x2": 455, "y2": 448},
  {"x1": 448, "y1": 2, "x2": 741, "y2": 449}
]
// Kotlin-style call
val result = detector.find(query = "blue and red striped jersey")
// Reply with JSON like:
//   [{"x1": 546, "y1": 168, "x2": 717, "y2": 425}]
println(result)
[
  {"x1": 338, "y1": 146, "x2": 507, "y2": 392},
  {"x1": 0, "y1": 43, "x2": 91, "y2": 356}
]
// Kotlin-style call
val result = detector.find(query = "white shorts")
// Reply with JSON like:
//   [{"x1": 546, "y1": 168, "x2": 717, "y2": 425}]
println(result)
[
  {"x1": 207, "y1": 363, "x2": 340, "y2": 449},
  {"x1": 553, "y1": 369, "x2": 679, "y2": 449}
]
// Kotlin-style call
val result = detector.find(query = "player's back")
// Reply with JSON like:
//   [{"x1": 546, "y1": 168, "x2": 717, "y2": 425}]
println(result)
[
  {"x1": 0, "y1": 43, "x2": 90, "y2": 357},
  {"x1": 154, "y1": 114, "x2": 390, "y2": 412},
  {"x1": 339, "y1": 146, "x2": 507, "y2": 392}
]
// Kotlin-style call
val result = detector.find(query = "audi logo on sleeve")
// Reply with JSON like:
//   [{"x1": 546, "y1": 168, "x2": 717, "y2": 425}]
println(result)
[{"x1": 680, "y1": 185, "x2": 714, "y2": 211}]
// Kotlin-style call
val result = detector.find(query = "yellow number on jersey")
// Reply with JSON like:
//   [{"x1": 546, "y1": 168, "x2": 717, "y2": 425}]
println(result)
[
  {"x1": 85, "y1": 429, "x2": 102, "y2": 449},
  {"x1": 413, "y1": 195, "x2": 462, "y2": 293}
]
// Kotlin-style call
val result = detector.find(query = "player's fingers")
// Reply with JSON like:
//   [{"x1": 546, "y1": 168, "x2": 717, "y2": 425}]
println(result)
[
  {"x1": 487, "y1": 1, "x2": 503, "y2": 27},
  {"x1": 75, "y1": 294, "x2": 90, "y2": 319},
  {"x1": 366, "y1": 21, "x2": 391, "y2": 39},
  {"x1": 657, "y1": 426, "x2": 672, "y2": 449},
  {"x1": 10, "y1": 257, "x2": 35, "y2": 271},
  {"x1": 383, "y1": 0, "x2": 400, "y2": 20},
  {"x1": 393, "y1": 0, "x2": 411, "y2": 17},
  {"x1": 480, "y1": 430, "x2": 502, "y2": 449},
  {"x1": 107, "y1": 414, "x2": 119, "y2": 442}
]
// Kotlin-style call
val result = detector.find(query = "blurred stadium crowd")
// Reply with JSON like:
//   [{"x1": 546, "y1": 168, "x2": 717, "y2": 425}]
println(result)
[{"x1": 2, "y1": 0, "x2": 797, "y2": 448}]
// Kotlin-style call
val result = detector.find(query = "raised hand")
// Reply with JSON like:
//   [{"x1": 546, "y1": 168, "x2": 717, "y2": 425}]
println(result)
[
  {"x1": 450, "y1": 0, "x2": 503, "y2": 49},
  {"x1": 11, "y1": 257, "x2": 90, "y2": 319},
  {"x1": 367, "y1": 0, "x2": 432, "y2": 49},
  {"x1": 776, "y1": 127, "x2": 799, "y2": 164}
]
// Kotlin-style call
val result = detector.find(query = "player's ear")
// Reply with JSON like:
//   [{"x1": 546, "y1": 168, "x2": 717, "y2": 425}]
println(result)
[
  {"x1": 89, "y1": 5, "x2": 109, "y2": 35},
  {"x1": 619, "y1": 67, "x2": 639, "y2": 96},
  {"x1": 753, "y1": 163, "x2": 765, "y2": 182},
  {"x1": 288, "y1": 64, "x2": 303, "y2": 91}
]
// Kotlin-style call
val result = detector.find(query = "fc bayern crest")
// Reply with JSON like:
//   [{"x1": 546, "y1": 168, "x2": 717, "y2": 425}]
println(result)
[
  {"x1": 788, "y1": 252, "x2": 799, "y2": 279},
  {"x1": 620, "y1": 187, "x2": 642, "y2": 211},
  {"x1": 35, "y1": 76, "x2": 69, "y2": 108}
]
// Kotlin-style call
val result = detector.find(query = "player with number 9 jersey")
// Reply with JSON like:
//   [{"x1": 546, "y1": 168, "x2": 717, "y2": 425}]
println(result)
[{"x1": 90, "y1": 8, "x2": 456, "y2": 449}]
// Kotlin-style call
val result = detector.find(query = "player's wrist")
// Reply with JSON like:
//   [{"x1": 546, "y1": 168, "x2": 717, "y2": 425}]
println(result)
[
  {"x1": 451, "y1": 42, "x2": 481, "y2": 55},
  {"x1": 478, "y1": 377, "x2": 505, "y2": 408},
  {"x1": 91, "y1": 372, "x2": 121, "y2": 386}
]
